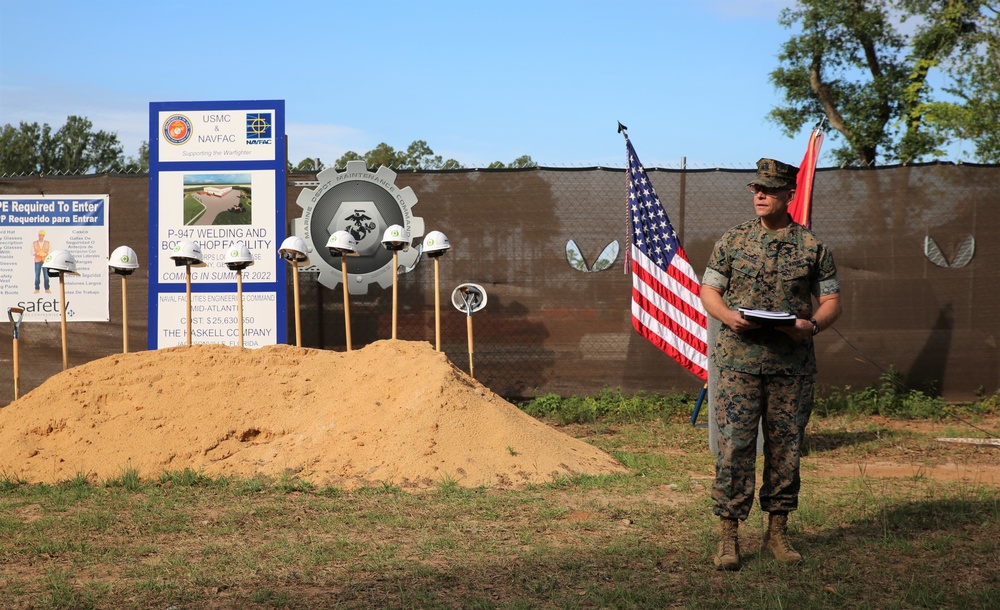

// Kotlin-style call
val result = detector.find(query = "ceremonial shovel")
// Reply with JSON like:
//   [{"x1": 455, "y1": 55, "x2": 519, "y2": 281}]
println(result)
[
  {"x1": 108, "y1": 245, "x2": 140, "y2": 353},
  {"x1": 327, "y1": 231, "x2": 360, "y2": 351},
  {"x1": 169, "y1": 242, "x2": 206, "y2": 347},
  {"x1": 451, "y1": 283, "x2": 487, "y2": 379},
  {"x1": 422, "y1": 231, "x2": 451, "y2": 351},
  {"x1": 278, "y1": 237, "x2": 310, "y2": 347},
  {"x1": 7, "y1": 306, "x2": 23, "y2": 400},
  {"x1": 381, "y1": 225, "x2": 410, "y2": 340},
  {"x1": 41, "y1": 250, "x2": 79, "y2": 371}
]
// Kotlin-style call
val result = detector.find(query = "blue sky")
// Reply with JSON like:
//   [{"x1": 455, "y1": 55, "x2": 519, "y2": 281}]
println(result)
[{"x1": 0, "y1": 0, "x2": 882, "y2": 169}]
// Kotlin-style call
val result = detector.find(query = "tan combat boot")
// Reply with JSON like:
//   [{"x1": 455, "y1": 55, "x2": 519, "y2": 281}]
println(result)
[
  {"x1": 762, "y1": 512, "x2": 802, "y2": 564},
  {"x1": 713, "y1": 517, "x2": 740, "y2": 571}
]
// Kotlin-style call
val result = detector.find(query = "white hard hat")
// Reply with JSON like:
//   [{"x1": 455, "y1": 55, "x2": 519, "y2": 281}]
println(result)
[
  {"x1": 326, "y1": 230, "x2": 359, "y2": 255},
  {"x1": 223, "y1": 243, "x2": 254, "y2": 271},
  {"x1": 224, "y1": 243, "x2": 254, "y2": 265},
  {"x1": 381, "y1": 224, "x2": 410, "y2": 250},
  {"x1": 422, "y1": 230, "x2": 451, "y2": 256},
  {"x1": 42, "y1": 250, "x2": 79, "y2": 275},
  {"x1": 108, "y1": 245, "x2": 140, "y2": 272},
  {"x1": 170, "y1": 241, "x2": 206, "y2": 267},
  {"x1": 278, "y1": 235, "x2": 310, "y2": 264}
]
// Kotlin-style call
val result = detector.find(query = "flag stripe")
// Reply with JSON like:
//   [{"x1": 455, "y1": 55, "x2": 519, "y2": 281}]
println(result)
[
  {"x1": 632, "y1": 315, "x2": 709, "y2": 380},
  {"x1": 631, "y1": 254, "x2": 708, "y2": 335},
  {"x1": 626, "y1": 136, "x2": 709, "y2": 381},
  {"x1": 632, "y1": 249, "x2": 703, "y2": 305},
  {"x1": 631, "y1": 285, "x2": 708, "y2": 362},
  {"x1": 631, "y1": 288, "x2": 709, "y2": 364}
]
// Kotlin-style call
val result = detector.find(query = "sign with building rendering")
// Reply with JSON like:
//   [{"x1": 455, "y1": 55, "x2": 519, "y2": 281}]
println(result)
[{"x1": 148, "y1": 100, "x2": 286, "y2": 348}]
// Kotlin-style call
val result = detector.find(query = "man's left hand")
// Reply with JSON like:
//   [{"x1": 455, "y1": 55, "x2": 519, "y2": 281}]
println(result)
[{"x1": 778, "y1": 318, "x2": 814, "y2": 342}]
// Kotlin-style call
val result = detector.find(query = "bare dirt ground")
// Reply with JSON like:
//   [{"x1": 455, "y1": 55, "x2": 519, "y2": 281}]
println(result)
[
  {"x1": 0, "y1": 341, "x2": 625, "y2": 488},
  {"x1": 191, "y1": 190, "x2": 241, "y2": 224},
  {"x1": 1, "y1": 358, "x2": 998, "y2": 608},
  {"x1": 2, "y1": 340, "x2": 994, "y2": 491},
  {"x1": 807, "y1": 415, "x2": 1000, "y2": 485}
]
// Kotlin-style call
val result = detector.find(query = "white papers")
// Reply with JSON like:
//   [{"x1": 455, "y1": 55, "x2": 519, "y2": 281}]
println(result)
[{"x1": 738, "y1": 308, "x2": 797, "y2": 327}]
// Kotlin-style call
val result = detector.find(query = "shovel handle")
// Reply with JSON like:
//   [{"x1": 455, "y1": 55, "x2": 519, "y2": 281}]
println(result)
[
  {"x1": 12, "y1": 338, "x2": 20, "y2": 400},
  {"x1": 466, "y1": 315, "x2": 474, "y2": 378}
]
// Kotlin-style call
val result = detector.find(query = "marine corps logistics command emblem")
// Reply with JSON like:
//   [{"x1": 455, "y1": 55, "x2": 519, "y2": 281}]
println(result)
[
  {"x1": 294, "y1": 161, "x2": 425, "y2": 293},
  {"x1": 163, "y1": 115, "x2": 192, "y2": 145}
]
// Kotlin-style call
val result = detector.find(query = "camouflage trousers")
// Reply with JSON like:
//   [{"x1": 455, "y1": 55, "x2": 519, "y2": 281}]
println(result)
[{"x1": 712, "y1": 368, "x2": 814, "y2": 520}]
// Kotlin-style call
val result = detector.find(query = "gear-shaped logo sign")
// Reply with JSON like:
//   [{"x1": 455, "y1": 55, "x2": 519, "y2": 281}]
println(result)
[{"x1": 294, "y1": 161, "x2": 425, "y2": 294}]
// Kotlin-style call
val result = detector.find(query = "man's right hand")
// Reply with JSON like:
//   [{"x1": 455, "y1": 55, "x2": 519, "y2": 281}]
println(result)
[
  {"x1": 701, "y1": 285, "x2": 760, "y2": 333},
  {"x1": 723, "y1": 309, "x2": 760, "y2": 334}
]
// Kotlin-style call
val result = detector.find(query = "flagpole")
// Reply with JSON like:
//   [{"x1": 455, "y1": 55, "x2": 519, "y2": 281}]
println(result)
[
  {"x1": 678, "y1": 155, "x2": 687, "y2": 245},
  {"x1": 788, "y1": 118, "x2": 826, "y2": 230},
  {"x1": 617, "y1": 121, "x2": 631, "y2": 275},
  {"x1": 619, "y1": 122, "x2": 710, "y2": 383}
]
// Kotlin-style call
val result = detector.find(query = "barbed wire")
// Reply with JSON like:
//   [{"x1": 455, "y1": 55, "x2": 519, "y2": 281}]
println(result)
[{"x1": 0, "y1": 167, "x2": 149, "y2": 178}]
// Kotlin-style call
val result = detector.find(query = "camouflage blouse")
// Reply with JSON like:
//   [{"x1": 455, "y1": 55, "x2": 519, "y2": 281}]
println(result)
[{"x1": 703, "y1": 218, "x2": 840, "y2": 375}]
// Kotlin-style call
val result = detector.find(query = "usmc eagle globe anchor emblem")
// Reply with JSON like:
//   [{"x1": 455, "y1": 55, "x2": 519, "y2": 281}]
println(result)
[{"x1": 294, "y1": 161, "x2": 425, "y2": 294}]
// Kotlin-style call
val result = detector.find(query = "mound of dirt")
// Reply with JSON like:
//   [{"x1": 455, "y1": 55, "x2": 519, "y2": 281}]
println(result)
[{"x1": 0, "y1": 341, "x2": 624, "y2": 489}]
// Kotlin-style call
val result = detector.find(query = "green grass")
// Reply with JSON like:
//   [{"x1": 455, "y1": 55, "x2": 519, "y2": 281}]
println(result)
[
  {"x1": 1, "y1": 393, "x2": 998, "y2": 608},
  {"x1": 182, "y1": 193, "x2": 205, "y2": 224}
]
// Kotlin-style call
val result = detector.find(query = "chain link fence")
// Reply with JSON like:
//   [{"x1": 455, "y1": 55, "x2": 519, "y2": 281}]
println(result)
[{"x1": 1, "y1": 163, "x2": 997, "y2": 404}]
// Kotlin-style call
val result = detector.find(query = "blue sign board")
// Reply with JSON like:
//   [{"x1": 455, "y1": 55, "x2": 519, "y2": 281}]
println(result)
[{"x1": 148, "y1": 100, "x2": 287, "y2": 348}]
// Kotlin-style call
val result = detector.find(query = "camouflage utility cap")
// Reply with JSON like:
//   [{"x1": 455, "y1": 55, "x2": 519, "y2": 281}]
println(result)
[{"x1": 748, "y1": 158, "x2": 799, "y2": 189}]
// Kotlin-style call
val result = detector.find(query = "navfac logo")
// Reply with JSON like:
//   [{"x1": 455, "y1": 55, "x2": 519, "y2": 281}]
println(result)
[{"x1": 246, "y1": 113, "x2": 272, "y2": 143}]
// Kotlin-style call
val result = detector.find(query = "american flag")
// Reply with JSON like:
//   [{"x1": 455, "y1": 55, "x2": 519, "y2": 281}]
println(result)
[{"x1": 625, "y1": 137, "x2": 709, "y2": 381}]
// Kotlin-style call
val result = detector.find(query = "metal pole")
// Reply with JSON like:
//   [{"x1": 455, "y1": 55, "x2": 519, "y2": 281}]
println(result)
[{"x1": 690, "y1": 383, "x2": 708, "y2": 426}]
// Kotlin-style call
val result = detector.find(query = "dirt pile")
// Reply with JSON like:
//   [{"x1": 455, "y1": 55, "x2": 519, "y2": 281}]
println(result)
[{"x1": 0, "y1": 340, "x2": 624, "y2": 488}]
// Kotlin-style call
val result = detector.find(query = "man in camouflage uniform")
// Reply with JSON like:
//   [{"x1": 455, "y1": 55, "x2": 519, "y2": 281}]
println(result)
[{"x1": 701, "y1": 158, "x2": 842, "y2": 571}]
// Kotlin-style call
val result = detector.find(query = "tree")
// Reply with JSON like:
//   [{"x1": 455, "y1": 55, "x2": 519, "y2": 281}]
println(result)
[
  {"x1": 922, "y1": 7, "x2": 1000, "y2": 161},
  {"x1": 487, "y1": 155, "x2": 538, "y2": 169},
  {"x1": 509, "y1": 155, "x2": 538, "y2": 168},
  {"x1": 769, "y1": 0, "x2": 989, "y2": 166},
  {"x1": 333, "y1": 150, "x2": 364, "y2": 169},
  {"x1": 398, "y1": 140, "x2": 442, "y2": 169},
  {"x1": 120, "y1": 141, "x2": 149, "y2": 173},
  {"x1": 0, "y1": 115, "x2": 131, "y2": 174},
  {"x1": 330, "y1": 141, "x2": 464, "y2": 170},
  {"x1": 487, "y1": 156, "x2": 536, "y2": 169},
  {"x1": 0, "y1": 122, "x2": 50, "y2": 174},
  {"x1": 326, "y1": 140, "x2": 534, "y2": 170},
  {"x1": 55, "y1": 116, "x2": 122, "y2": 173},
  {"x1": 365, "y1": 142, "x2": 402, "y2": 168},
  {"x1": 289, "y1": 157, "x2": 325, "y2": 172}
]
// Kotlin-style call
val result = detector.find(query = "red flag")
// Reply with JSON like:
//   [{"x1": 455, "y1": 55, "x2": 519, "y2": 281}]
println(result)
[
  {"x1": 625, "y1": 137, "x2": 709, "y2": 381},
  {"x1": 787, "y1": 129, "x2": 824, "y2": 229}
]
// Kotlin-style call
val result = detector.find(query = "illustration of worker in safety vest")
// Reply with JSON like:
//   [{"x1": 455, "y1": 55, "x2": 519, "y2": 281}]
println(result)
[{"x1": 33, "y1": 229, "x2": 51, "y2": 293}]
